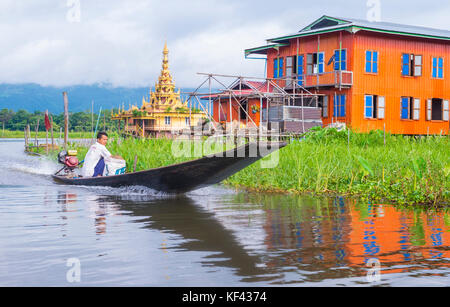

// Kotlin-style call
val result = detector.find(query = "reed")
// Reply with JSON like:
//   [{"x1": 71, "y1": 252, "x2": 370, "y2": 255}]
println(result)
[
  {"x1": 3, "y1": 130, "x2": 92, "y2": 139},
  {"x1": 225, "y1": 128, "x2": 449, "y2": 205}
]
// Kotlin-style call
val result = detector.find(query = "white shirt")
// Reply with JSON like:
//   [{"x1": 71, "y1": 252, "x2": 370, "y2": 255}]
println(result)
[{"x1": 81, "y1": 142, "x2": 112, "y2": 177}]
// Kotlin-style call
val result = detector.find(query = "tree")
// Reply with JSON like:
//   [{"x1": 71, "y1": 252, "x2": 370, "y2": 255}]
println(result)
[{"x1": 0, "y1": 108, "x2": 14, "y2": 132}]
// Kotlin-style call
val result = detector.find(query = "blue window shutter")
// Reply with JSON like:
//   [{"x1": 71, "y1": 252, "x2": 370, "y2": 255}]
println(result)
[
  {"x1": 402, "y1": 54, "x2": 410, "y2": 76},
  {"x1": 340, "y1": 95, "x2": 346, "y2": 117},
  {"x1": 334, "y1": 50, "x2": 340, "y2": 70},
  {"x1": 318, "y1": 53, "x2": 324, "y2": 73},
  {"x1": 373, "y1": 52, "x2": 378, "y2": 73},
  {"x1": 438, "y1": 58, "x2": 444, "y2": 78},
  {"x1": 297, "y1": 55, "x2": 304, "y2": 85},
  {"x1": 273, "y1": 59, "x2": 278, "y2": 78},
  {"x1": 432, "y1": 58, "x2": 437, "y2": 78},
  {"x1": 279, "y1": 58, "x2": 283, "y2": 77},
  {"x1": 297, "y1": 55, "x2": 303, "y2": 73},
  {"x1": 401, "y1": 98, "x2": 409, "y2": 119},
  {"x1": 365, "y1": 96, "x2": 373, "y2": 118},
  {"x1": 365, "y1": 51, "x2": 372, "y2": 73}
]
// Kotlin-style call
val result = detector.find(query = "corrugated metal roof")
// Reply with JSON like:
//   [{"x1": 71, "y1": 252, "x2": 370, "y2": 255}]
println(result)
[{"x1": 267, "y1": 15, "x2": 450, "y2": 43}]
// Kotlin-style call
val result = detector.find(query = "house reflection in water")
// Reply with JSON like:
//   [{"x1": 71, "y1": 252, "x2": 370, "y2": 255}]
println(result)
[{"x1": 255, "y1": 194, "x2": 449, "y2": 275}]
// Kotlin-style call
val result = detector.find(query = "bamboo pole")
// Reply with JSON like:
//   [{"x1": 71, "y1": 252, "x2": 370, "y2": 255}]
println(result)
[
  {"x1": 51, "y1": 115, "x2": 54, "y2": 151},
  {"x1": 35, "y1": 118, "x2": 39, "y2": 147},
  {"x1": 63, "y1": 92, "x2": 69, "y2": 149},
  {"x1": 24, "y1": 126, "x2": 28, "y2": 150},
  {"x1": 45, "y1": 110, "x2": 49, "y2": 155}
]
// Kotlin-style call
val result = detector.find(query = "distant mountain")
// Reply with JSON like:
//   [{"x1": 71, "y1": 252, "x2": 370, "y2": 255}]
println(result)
[{"x1": 0, "y1": 83, "x2": 207, "y2": 114}]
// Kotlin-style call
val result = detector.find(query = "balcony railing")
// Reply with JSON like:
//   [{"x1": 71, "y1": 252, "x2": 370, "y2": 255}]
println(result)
[{"x1": 281, "y1": 70, "x2": 353, "y2": 89}]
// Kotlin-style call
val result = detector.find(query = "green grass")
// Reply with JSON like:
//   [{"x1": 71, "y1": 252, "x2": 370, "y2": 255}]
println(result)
[
  {"x1": 225, "y1": 128, "x2": 450, "y2": 205},
  {"x1": 2, "y1": 129, "x2": 93, "y2": 139}
]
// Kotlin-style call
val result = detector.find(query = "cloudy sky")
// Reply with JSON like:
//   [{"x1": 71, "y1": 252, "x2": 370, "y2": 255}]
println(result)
[{"x1": 0, "y1": 0, "x2": 449, "y2": 88}]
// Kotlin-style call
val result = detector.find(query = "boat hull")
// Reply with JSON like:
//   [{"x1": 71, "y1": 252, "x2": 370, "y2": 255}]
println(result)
[{"x1": 52, "y1": 141, "x2": 286, "y2": 193}]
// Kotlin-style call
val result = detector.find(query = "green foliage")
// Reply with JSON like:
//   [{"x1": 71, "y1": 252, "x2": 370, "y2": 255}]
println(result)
[
  {"x1": 225, "y1": 127, "x2": 450, "y2": 205},
  {"x1": 175, "y1": 107, "x2": 188, "y2": 113},
  {"x1": 0, "y1": 108, "x2": 120, "y2": 134}
]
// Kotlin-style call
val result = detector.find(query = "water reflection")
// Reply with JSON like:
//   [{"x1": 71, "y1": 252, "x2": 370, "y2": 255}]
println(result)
[
  {"x1": 91, "y1": 192, "x2": 449, "y2": 285},
  {"x1": 102, "y1": 195, "x2": 266, "y2": 278},
  {"x1": 227, "y1": 193, "x2": 449, "y2": 284}
]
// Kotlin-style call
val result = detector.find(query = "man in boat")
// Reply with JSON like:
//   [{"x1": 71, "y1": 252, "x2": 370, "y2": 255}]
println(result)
[{"x1": 81, "y1": 132, "x2": 113, "y2": 177}]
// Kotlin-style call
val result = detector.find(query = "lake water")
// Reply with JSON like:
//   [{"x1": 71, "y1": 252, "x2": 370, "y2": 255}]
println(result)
[{"x1": 0, "y1": 139, "x2": 449, "y2": 286}]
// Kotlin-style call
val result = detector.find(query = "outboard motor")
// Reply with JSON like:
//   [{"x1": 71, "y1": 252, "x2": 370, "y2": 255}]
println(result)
[{"x1": 56, "y1": 150, "x2": 80, "y2": 176}]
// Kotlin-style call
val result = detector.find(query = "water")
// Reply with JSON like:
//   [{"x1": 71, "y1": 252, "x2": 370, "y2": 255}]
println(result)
[{"x1": 0, "y1": 139, "x2": 449, "y2": 286}]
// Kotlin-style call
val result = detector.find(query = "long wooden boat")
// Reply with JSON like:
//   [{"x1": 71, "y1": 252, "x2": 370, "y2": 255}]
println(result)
[{"x1": 52, "y1": 141, "x2": 286, "y2": 193}]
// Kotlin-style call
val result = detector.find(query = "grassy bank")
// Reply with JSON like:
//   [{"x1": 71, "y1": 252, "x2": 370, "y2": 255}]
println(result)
[
  {"x1": 2, "y1": 129, "x2": 93, "y2": 139},
  {"x1": 35, "y1": 127, "x2": 449, "y2": 205},
  {"x1": 225, "y1": 128, "x2": 449, "y2": 205}
]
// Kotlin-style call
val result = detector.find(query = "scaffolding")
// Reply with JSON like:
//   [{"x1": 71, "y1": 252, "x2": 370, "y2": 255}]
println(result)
[{"x1": 183, "y1": 73, "x2": 323, "y2": 136}]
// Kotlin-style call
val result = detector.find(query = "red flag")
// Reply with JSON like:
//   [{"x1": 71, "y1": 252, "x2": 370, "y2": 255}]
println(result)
[{"x1": 44, "y1": 110, "x2": 52, "y2": 131}]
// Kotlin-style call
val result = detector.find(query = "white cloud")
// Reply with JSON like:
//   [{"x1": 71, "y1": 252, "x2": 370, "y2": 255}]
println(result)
[{"x1": 0, "y1": 0, "x2": 448, "y2": 87}]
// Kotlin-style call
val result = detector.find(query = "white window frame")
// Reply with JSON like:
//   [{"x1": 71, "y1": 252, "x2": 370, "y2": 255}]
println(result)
[
  {"x1": 377, "y1": 96, "x2": 385, "y2": 119},
  {"x1": 413, "y1": 98, "x2": 420, "y2": 120},
  {"x1": 426, "y1": 99, "x2": 432, "y2": 121},
  {"x1": 322, "y1": 96, "x2": 328, "y2": 118},
  {"x1": 443, "y1": 100, "x2": 449, "y2": 121}
]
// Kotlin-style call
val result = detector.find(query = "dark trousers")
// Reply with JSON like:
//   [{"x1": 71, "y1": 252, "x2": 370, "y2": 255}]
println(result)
[{"x1": 93, "y1": 157, "x2": 105, "y2": 177}]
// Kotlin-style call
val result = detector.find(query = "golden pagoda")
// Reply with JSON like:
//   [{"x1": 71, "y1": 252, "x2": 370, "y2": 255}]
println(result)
[{"x1": 112, "y1": 43, "x2": 206, "y2": 138}]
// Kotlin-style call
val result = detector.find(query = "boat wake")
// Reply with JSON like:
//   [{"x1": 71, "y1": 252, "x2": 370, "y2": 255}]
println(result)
[
  {"x1": 80, "y1": 185, "x2": 172, "y2": 200},
  {"x1": 8, "y1": 162, "x2": 57, "y2": 176}
]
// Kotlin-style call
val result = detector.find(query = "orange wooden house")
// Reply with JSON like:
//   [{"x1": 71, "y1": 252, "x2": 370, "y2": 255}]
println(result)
[{"x1": 243, "y1": 16, "x2": 450, "y2": 135}]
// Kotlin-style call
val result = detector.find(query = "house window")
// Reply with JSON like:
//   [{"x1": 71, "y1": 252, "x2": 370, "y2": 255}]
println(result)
[
  {"x1": 400, "y1": 97, "x2": 420, "y2": 120},
  {"x1": 286, "y1": 56, "x2": 296, "y2": 78},
  {"x1": 285, "y1": 56, "x2": 296, "y2": 86},
  {"x1": 333, "y1": 94, "x2": 346, "y2": 118},
  {"x1": 322, "y1": 96, "x2": 329, "y2": 118},
  {"x1": 402, "y1": 54, "x2": 422, "y2": 76},
  {"x1": 432, "y1": 57, "x2": 444, "y2": 79},
  {"x1": 307, "y1": 52, "x2": 324, "y2": 74},
  {"x1": 427, "y1": 99, "x2": 449, "y2": 121},
  {"x1": 297, "y1": 55, "x2": 304, "y2": 86},
  {"x1": 317, "y1": 96, "x2": 328, "y2": 118},
  {"x1": 185, "y1": 117, "x2": 190, "y2": 126},
  {"x1": 365, "y1": 51, "x2": 378, "y2": 73},
  {"x1": 164, "y1": 116, "x2": 171, "y2": 125},
  {"x1": 273, "y1": 57, "x2": 284, "y2": 79},
  {"x1": 364, "y1": 95, "x2": 385, "y2": 119},
  {"x1": 334, "y1": 49, "x2": 347, "y2": 71}
]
